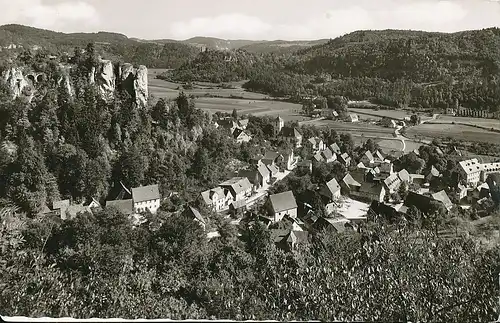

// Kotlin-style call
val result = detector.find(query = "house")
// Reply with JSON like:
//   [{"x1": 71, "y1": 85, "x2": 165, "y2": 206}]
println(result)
[
  {"x1": 51, "y1": 200, "x2": 93, "y2": 220},
  {"x1": 348, "y1": 114, "x2": 359, "y2": 122},
  {"x1": 321, "y1": 148, "x2": 336, "y2": 163},
  {"x1": 297, "y1": 160, "x2": 313, "y2": 174},
  {"x1": 383, "y1": 173, "x2": 402, "y2": 193},
  {"x1": 319, "y1": 178, "x2": 342, "y2": 201},
  {"x1": 200, "y1": 187, "x2": 230, "y2": 211},
  {"x1": 409, "y1": 174, "x2": 425, "y2": 186},
  {"x1": 456, "y1": 183, "x2": 468, "y2": 201},
  {"x1": 267, "y1": 191, "x2": 298, "y2": 222},
  {"x1": 338, "y1": 153, "x2": 352, "y2": 167},
  {"x1": 237, "y1": 119, "x2": 249, "y2": 129},
  {"x1": 313, "y1": 217, "x2": 355, "y2": 233},
  {"x1": 481, "y1": 162, "x2": 500, "y2": 182},
  {"x1": 262, "y1": 151, "x2": 280, "y2": 166},
  {"x1": 131, "y1": 184, "x2": 161, "y2": 214},
  {"x1": 351, "y1": 182, "x2": 386, "y2": 202},
  {"x1": 468, "y1": 183, "x2": 491, "y2": 202},
  {"x1": 398, "y1": 169, "x2": 411, "y2": 183},
  {"x1": 379, "y1": 162, "x2": 394, "y2": 175},
  {"x1": 257, "y1": 164, "x2": 272, "y2": 189},
  {"x1": 458, "y1": 159, "x2": 482, "y2": 186},
  {"x1": 426, "y1": 165, "x2": 441, "y2": 182},
  {"x1": 308, "y1": 137, "x2": 326, "y2": 151},
  {"x1": 322, "y1": 109, "x2": 339, "y2": 119},
  {"x1": 218, "y1": 118, "x2": 239, "y2": 133},
  {"x1": 229, "y1": 199, "x2": 247, "y2": 218},
  {"x1": 280, "y1": 127, "x2": 303, "y2": 148},
  {"x1": 249, "y1": 154, "x2": 264, "y2": 166},
  {"x1": 267, "y1": 163, "x2": 280, "y2": 178},
  {"x1": 219, "y1": 177, "x2": 253, "y2": 202},
  {"x1": 431, "y1": 191, "x2": 454, "y2": 211},
  {"x1": 341, "y1": 173, "x2": 362, "y2": 195},
  {"x1": 233, "y1": 128, "x2": 252, "y2": 143},
  {"x1": 271, "y1": 229, "x2": 309, "y2": 252},
  {"x1": 182, "y1": 206, "x2": 206, "y2": 230},
  {"x1": 106, "y1": 199, "x2": 134, "y2": 215},
  {"x1": 313, "y1": 152, "x2": 324, "y2": 163},
  {"x1": 369, "y1": 201, "x2": 406, "y2": 223},
  {"x1": 374, "y1": 150, "x2": 385, "y2": 162},
  {"x1": 404, "y1": 191, "x2": 451, "y2": 214},
  {"x1": 360, "y1": 151, "x2": 375, "y2": 165},
  {"x1": 329, "y1": 143, "x2": 341, "y2": 155}
]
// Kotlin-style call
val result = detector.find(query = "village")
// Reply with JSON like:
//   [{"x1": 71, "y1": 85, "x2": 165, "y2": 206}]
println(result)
[{"x1": 40, "y1": 109, "x2": 500, "y2": 252}]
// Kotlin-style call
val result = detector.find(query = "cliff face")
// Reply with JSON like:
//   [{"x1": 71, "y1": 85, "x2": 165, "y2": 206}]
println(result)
[{"x1": 2, "y1": 60, "x2": 148, "y2": 107}]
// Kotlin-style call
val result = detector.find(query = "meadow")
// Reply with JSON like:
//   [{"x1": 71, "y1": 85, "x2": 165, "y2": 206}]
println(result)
[{"x1": 406, "y1": 123, "x2": 500, "y2": 144}]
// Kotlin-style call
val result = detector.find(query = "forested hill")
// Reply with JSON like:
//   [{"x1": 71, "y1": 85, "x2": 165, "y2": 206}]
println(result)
[
  {"x1": 242, "y1": 28, "x2": 500, "y2": 113},
  {"x1": 0, "y1": 24, "x2": 201, "y2": 68},
  {"x1": 288, "y1": 28, "x2": 500, "y2": 82}
]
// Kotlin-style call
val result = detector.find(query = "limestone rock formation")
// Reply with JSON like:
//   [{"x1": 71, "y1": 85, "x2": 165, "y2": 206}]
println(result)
[
  {"x1": 57, "y1": 65, "x2": 74, "y2": 97},
  {"x1": 2, "y1": 59, "x2": 147, "y2": 107},
  {"x1": 89, "y1": 59, "x2": 116, "y2": 101},
  {"x1": 2, "y1": 67, "x2": 33, "y2": 101},
  {"x1": 118, "y1": 63, "x2": 148, "y2": 108},
  {"x1": 134, "y1": 65, "x2": 148, "y2": 108}
]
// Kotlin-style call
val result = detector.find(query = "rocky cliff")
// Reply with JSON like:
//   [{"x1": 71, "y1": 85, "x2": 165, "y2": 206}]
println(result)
[{"x1": 2, "y1": 60, "x2": 148, "y2": 107}]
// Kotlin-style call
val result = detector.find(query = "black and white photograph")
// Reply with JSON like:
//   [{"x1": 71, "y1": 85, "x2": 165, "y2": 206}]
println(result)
[{"x1": 1, "y1": 0, "x2": 500, "y2": 322}]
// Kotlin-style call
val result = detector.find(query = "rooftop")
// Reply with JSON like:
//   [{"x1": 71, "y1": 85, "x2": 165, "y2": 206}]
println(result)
[
  {"x1": 132, "y1": 184, "x2": 160, "y2": 203},
  {"x1": 269, "y1": 191, "x2": 298, "y2": 213}
]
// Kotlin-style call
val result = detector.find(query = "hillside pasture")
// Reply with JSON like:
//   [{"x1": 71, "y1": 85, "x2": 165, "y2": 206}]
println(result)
[
  {"x1": 406, "y1": 123, "x2": 500, "y2": 144},
  {"x1": 148, "y1": 69, "x2": 267, "y2": 100},
  {"x1": 193, "y1": 97, "x2": 306, "y2": 122},
  {"x1": 430, "y1": 115, "x2": 500, "y2": 130}
]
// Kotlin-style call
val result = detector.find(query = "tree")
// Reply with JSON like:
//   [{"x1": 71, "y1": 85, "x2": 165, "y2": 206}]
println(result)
[
  {"x1": 232, "y1": 108, "x2": 238, "y2": 119},
  {"x1": 6, "y1": 135, "x2": 50, "y2": 215}
]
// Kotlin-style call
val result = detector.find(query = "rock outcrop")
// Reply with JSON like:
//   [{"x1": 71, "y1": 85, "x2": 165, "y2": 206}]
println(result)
[
  {"x1": 2, "y1": 59, "x2": 148, "y2": 107},
  {"x1": 118, "y1": 63, "x2": 148, "y2": 108},
  {"x1": 2, "y1": 67, "x2": 33, "y2": 101}
]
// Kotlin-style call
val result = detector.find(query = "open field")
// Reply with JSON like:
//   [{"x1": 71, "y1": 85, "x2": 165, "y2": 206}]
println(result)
[
  {"x1": 193, "y1": 98, "x2": 306, "y2": 122},
  {"x1": 406, "y1": 123, "x2": 500, "y2": 144},
  {"x1": 348, "y1": 108, "x2": 412, "y2": 120},
  {"x1": 148, "y1": 69, "x2": 267, "y2": 100},
  {"x1": 429, "y1": 115, "x2": 500, "y2": 130}
]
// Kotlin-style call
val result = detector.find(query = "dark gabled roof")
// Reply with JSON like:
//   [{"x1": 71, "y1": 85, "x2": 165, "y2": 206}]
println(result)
[
  {"x1": 220, "y1": 177, "x2": 252, "y2": 195},
  {"x1": 359, "y1": 182, "x2": 384, "y2": 195},
  {"x1": 132, "y1": 184, "x2": 160, "y2": 203},
  {"x1": 185, "y1": 206, "x2": 206, "y2": 224},
  {"x1": 314, "y1": 217, "x2": 353, "y2": 233},
  {"x1": 269, "y1": 191, "x2": 298, "y2": 213},
  {"x1": 281, "y1": 127, "x2": 302, "y2": 138},
  {"x1": 106, "y1": 199, "x2": 134, "y2": 215},
  {"x1": 263, "y1": 151, "x2": 280, "y2": 161},
  {"x1": 230, "y1": 199, "x2": 247, "y2": 210}
]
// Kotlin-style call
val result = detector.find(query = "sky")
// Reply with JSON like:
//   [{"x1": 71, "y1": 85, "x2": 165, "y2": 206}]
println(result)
[{"x1": 1, "y1": 0, "x2": 500, "y2": 40}]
